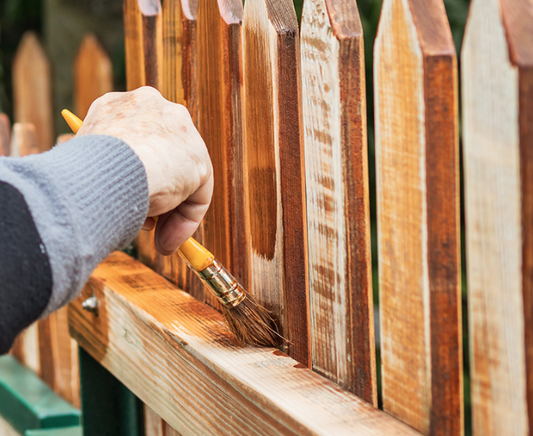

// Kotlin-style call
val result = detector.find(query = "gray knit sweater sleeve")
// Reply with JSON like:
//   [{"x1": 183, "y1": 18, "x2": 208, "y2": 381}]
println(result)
[{"x1": 0, "y1": 134, "x2": 149, "y2": 318}]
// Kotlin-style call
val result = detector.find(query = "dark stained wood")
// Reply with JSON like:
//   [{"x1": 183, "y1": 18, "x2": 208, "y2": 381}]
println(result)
[
  {"x1": 374, "y1": 0, "x2": 461, "y2": 433},
  {"x1": 197, "y1": 0, "x2": 247, "y2": 308},
  {"x1": 242, "y1": 0, "x2": 309, "y2": 365},
  {"x1": 300, "y1": 0, "x2": 376, "y2": 403},
  {"x1": 68, "y1": 252, "x2": 421, "y2": 436}
]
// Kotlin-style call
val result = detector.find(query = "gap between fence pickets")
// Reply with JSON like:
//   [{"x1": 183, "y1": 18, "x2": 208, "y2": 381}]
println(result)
[{"x1": 69, "y1": 252, "x2": 419, "y2": 436}]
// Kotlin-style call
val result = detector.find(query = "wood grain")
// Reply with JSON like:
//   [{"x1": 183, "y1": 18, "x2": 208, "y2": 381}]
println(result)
[
  {"x1": 12, "y1": 32, "x2": 53, "y2": 151},
  {"x1": 197, "y1": 0, "x2": 247, "y2": 309},
  {"x1": 124, "y1": 0, "x2": 163, "y2": 270},
  {"x1": 69, "y1": 252, "x2": 420, "y2": 436},
  {"x1": 162, "y1": 0, "x2": 184, "y2": 105},
  {"x1": 300, "y1": 0, "x2": 376, "y2": 403},
  {"x1": 374, "y1": 0, "x2": 462, "y2": 433},
  {"x1": 242, "y1": 0, "x2": 309, "y2": 365},
  {"x1": 462, "y1": 0, "x2": 533, "y2": 434},
  {"x1": 0, "y1": 113, "x2": 10, "y2": 156},
  {"x1": 74, "y1": 33, "x2": 113, "y2": 119},
  {"x1": 145, "y1": 405, "x2": 183, "y2": 436}
]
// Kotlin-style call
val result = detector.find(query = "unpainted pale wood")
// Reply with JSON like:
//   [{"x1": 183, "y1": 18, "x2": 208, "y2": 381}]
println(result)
[
  {"x1": 197, "y1": 0, "x2": 246, "y2": 308},
  {"x1": 145, "y1": 405, "x2": 183, "y2": 436},
  {"x1": 68, "y1": 252, "x2": 420, "y2": 436},
  {"x1": 10, "y1": 123, "x2": 40, "y2": 157},
  {"x1": 300, "y1": 0, "x2": 376, "y2": 403},
  {"x1": 374, "y1": 0, "x2": 462, "y2": 433},
  {"x1": 0, "y1": 113, "x2": 10, "y2": 156},
  {"x1": 74, "y1": 34, "x2": 113, "y2": 119},
  {"x1": 242, "y1": 0, "x2": 309, "y2": 365},
  {"x1": 12, "y1": 32, "x2": 53, "y2": 151},
  {"x1": 462, "y1": 0, "x2": 533, "y2": 434}
]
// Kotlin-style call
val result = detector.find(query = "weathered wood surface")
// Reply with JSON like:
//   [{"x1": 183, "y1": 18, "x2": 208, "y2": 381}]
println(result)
[
  {"x1": 74, "y1": 34, "x2": 113, "y2": 119},
  {"x1": 162, "y1": 0, "x2": 184, "y2": 105},
  {"x1": 145, "y1": 405, "x2": 182, "y2": 436},
  {"x1": 68, "y1": 252, "x2": 420, "y2": 436},
  {"x1": 124, "y1": 0, "x2": 163, "y2": 270},
  {"x1": 300, "y1": 0, "x2": 376, "y2": 403},
  {"x1": 10, "y1": 123, "x2": 40, "y2": 157},
  {"x1": 12, "y1": 32, "x2": 53, "y2": 151},
  {"x1": 374, "y1": 0, "x2": 462, "y2": 433},
  {"x1": 242, "y1": 0, "x2": 309, "y2": 365},
  {"x1": 197, "y1": 0, "x2": 246, "y2": 308},
  {"x1": 462, "y1": 0, "x2": 533, "y2": 434},
  {"x1": 0, "y1": 113, "x2": 10, "y2": 156}
]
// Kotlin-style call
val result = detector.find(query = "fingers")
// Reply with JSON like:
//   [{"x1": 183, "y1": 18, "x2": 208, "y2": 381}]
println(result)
[
  {"x1": 154, "y1": 175, "x2": 213, "y2": 255},
  {"x1": 142, "y1": 217, "x2": 156, "y2": 231}
]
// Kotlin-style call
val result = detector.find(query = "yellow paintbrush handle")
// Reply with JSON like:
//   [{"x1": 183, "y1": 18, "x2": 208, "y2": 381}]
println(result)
[
  {"x1": 61, "y1": 109, "x2": 212, "y2": 266},
  {"x1": 61, "y1": 109, "x2": 83, "y2": 134}
]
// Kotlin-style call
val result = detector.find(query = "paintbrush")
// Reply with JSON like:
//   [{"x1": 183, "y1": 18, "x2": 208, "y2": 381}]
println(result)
[{"x1": 61, "y1": 109, "x2": 281, "y2": 347}]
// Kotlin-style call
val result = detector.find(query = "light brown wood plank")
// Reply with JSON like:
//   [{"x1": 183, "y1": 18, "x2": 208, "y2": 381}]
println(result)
[
  {"x1": 242, "y1": 0, "x2": 309, "y2": 365},
  {"x1": 0, "y1": 414, "x2": 21, "y2": 436},
  {"x1": 300, "y1": 0, "x2": 376, "y2": 403},
  {"x1": 69, "y1": 252, "x2": 420, "y2": 436},
  {"x1": 197, "y1": 0, "x2": 246, "y2": 309},
  {"x1": 462, "y1": 0, "x2": 533, "y2": 434},
  {"x1": 12, "y1": 32, "x2": 53, "y2": 151},
  {"x1": 74, "y1": 33, "x2": 113, "y2": 119},
  {"x1": 0, "y1": 113, "x2": 10, "y2": 156},
  {"x1": 145, "y1": 404, "x2": 183, "y2": 436},
  {"x1": 374, "y1": 0, "x2": 462, "y2": 433},
  {"x1": 162, "y1": 0, "x2": 184, "y2": 105},
  {"x1": 10, "y1": 123, "x2": 39, "y2": 157}
]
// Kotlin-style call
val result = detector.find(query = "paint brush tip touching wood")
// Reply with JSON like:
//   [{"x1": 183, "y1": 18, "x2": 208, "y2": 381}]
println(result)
[
  {"x1": 178, "y1": 238, "x2": 282, "y2": 347},
  {"x1": 61, "y1": 109, "x2": 281, "y2": 348}
]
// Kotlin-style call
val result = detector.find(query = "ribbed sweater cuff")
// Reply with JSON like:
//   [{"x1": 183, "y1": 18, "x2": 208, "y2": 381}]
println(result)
[{"x1": 0, "y1": 135, "x2": 149, "y2": 317}]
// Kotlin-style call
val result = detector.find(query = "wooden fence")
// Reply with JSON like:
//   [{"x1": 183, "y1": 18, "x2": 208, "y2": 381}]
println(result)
[{"x1": 1, "y1": 0, "x2": 532, "y2": 434}]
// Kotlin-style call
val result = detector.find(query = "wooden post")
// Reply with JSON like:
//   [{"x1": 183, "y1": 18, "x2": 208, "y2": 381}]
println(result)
[
  {"x1": 10, "y1": 123, "x2": 40, "y2": 157},
  {"x1": 74, "y1": 34, "x2": 113, "y2": 119},
  {"x1": 0, "y1": 114, "x2": 10, "y2": 156},
  {"x1": 462, "y1": 0, "x2": 533, "y2": 434},
  {"x1": 242, "y1": 0, "x2": 310, "y2": 365},
  {"x1": 12, "y1": 32, "x2": 54, "y2": 152},
  {"x1": 374, "y1": 0, "x2": 462, "y2": 433},
  {"x1": 300, "y1": 0, "x2": 376, "y2": 403},
  {"x1": 197, "y1": 0, "x2": 246, "y2": 308},
  {"x1": 124, "y1": 0, "x2": 163, "y2": 270}
]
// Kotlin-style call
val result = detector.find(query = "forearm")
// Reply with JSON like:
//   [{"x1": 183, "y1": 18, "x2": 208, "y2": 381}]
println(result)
[{"x1": 0, "y1": 135, "x2": 148, "y2": 354}]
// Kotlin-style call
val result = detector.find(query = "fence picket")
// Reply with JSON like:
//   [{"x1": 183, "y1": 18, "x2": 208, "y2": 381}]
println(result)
[
  {"x1": 462, "y1": 0, "x2": 533, "y2": 434},
  {"x1": 0, "y1": 114, "x2": 10, "y2": 156},
  {"x1": 242, "y1": 0, "x2": 309, "y2": 364},
  {"x1": 13, "y1": 32, "x2": 53, "y2": 152},
  {"x1": 197, "y1": 0, "x2": 246, "y2": 308},
  {"x1": 300, "y1": 0, "x2": 376, "y2": 403},
  {"x1": 74, "y1": 34, "x2": 113, "y2": 119},
  {"x1": 374, "y1": 0, "x2": 462, "y2": 433}
]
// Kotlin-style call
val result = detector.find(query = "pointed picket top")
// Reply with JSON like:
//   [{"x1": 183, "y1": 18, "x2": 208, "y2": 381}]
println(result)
[
  {"x1": 0, "y1": 114, "x2": 10, "y2": 156},
  {"x1": 374, "y1": 0, "x2": 461, "y2": 433},
  {"x1": 300, "y1": 0, "x2": 376, "y2": 404},
  {"x1": 74, "y1": 33, "x2": 113, "y2": 119},
  {"x1": 13, "y1": 32, "x2": 53, "y2": 152}
]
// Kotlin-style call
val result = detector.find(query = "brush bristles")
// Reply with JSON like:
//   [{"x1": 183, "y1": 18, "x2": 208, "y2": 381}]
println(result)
[{"x1": 220, "y1": 292, "x2": 282, "y2": 347}]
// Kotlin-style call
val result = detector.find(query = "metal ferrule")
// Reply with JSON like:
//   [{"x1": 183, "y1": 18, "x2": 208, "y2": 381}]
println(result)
[{"x1": 195, "y1": 260, "x2": 245, "y2": 308}]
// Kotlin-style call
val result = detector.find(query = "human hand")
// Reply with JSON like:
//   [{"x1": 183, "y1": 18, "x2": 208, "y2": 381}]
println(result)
[{"x1": 78, "y1": 86, "x2": 213, "y2": 255}]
